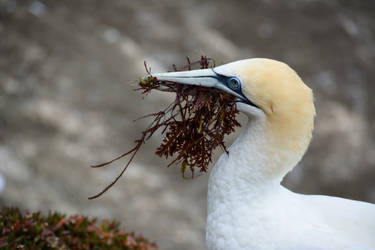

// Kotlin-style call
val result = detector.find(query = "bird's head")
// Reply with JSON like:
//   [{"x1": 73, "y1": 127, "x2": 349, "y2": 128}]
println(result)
[{"x1": 153, "y1": 58, "x2": 315, "y2": 174}]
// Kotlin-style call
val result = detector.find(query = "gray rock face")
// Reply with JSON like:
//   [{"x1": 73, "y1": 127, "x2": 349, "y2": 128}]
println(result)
[{"x1": 1, "y1": 1, "x2": 374, "y2": 249}]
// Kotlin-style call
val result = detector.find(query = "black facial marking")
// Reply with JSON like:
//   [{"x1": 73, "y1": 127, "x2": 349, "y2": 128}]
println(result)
[{"x1": 210, "y1": 70, "x2": 260, "y2": 109}]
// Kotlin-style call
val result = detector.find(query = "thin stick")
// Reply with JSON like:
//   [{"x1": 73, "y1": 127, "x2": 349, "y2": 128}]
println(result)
[{"x1": 88, "y1": 138, "x2": 143, "y2": 199}]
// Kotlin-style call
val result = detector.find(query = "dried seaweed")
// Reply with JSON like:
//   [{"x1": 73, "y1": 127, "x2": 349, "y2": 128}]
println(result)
[{"x1": 89, "y1": 56, "x2": 240, "y2": 199}]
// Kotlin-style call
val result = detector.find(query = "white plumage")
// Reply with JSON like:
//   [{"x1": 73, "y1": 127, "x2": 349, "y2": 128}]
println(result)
[
  {"x1": 153, "y1": 58, "x2": 375, "y2": 250},
  {"x1": 206, "y1": 107, "x2": 375, "y2": 250}
]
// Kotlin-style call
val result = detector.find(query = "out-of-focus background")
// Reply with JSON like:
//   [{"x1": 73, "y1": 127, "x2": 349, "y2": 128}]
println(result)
[{"x1": 1, "y1": 0, "x2": 374, "y2": 249}]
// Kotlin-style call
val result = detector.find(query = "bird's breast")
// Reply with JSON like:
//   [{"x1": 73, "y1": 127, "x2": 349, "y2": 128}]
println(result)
[
  {"x1": 205, "y1": 149, "x2": 286, "y2": 250},
  {"x1": 206, "y1": 172, "x2": 286, "y2": 250}
]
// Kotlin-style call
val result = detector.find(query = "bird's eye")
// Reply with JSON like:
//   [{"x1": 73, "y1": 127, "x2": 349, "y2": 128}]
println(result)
[{"x1": 227, "y1": 77, "x2": 241, "y2": 91}]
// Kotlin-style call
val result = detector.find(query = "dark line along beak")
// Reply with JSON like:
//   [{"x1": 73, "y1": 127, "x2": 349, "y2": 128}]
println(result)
[{"x1": 150, "y1": 68, "x2": 255, "y2": 106}]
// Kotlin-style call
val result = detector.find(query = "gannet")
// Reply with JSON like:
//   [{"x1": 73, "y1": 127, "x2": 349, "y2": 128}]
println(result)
[{"x1": 153, "y1": 59, "x2": 375, "y2": 250}]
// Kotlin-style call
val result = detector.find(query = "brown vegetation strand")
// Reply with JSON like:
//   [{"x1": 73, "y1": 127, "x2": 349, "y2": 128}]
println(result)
[{"x1": 89, "y1": 56, "x2": 240, "y2": 199}]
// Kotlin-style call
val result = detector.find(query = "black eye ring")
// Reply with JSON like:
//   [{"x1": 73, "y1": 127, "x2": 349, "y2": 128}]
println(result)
[{"x1": 227, "y1": 77, "x2": 241, "y2": 91}]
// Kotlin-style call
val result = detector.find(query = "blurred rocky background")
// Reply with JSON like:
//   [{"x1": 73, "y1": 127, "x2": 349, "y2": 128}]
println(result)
[{"x1": 0, "y1": 0, "x2": 374, "y2": 249}]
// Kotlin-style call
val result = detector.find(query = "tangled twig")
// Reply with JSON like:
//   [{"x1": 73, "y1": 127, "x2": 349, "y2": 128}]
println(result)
[{"x1": 89, "y1": 56, "x2": 240, "y2": 199}]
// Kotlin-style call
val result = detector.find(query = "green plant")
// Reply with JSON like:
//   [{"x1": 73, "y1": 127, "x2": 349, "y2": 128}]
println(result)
[{"x1": 0, "y1": 207, "x2": 157, "y2": 250}]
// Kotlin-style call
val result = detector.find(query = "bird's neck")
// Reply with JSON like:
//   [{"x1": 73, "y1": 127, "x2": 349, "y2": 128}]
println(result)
[
  {"x1": 208, "y1": 115, "x2": 309, "y2": 198},
  {"x1": 206, "y1": 114, "x2": 313, "y2": 248}
]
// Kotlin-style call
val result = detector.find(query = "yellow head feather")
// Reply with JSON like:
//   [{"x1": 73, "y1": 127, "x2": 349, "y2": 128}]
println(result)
[
  {"x1": 217, "y1": 58, "x2": 315, "y2": 174},
  {"x1": 239, "y1": 59, "x2": 315, "y2": 149}
]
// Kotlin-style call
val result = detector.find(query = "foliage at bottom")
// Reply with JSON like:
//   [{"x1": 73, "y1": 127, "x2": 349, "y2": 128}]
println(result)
[{"x1": 0, "y1": 207, "x2": 157, "y2": 250}]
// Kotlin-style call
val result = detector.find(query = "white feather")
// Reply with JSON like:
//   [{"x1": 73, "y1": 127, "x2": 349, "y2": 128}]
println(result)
[{"x1": 206, "y1": 115, "x2": 375, "y2": 250}]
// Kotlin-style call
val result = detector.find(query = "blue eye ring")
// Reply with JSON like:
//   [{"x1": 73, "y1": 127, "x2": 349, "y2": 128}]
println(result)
[{"x1": 227, "y1": 77, "x2": 241, "y2": 91}]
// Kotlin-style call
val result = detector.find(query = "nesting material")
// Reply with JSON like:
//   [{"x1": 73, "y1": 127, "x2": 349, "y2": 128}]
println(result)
[{"x1": 89, "y1": 57, "x2": 240, "y2": 199}]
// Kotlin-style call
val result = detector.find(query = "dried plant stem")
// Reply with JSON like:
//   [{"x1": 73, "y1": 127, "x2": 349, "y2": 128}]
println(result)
[{"x1": 89, "y1": 56, "x2": 240, "y2": 199}]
